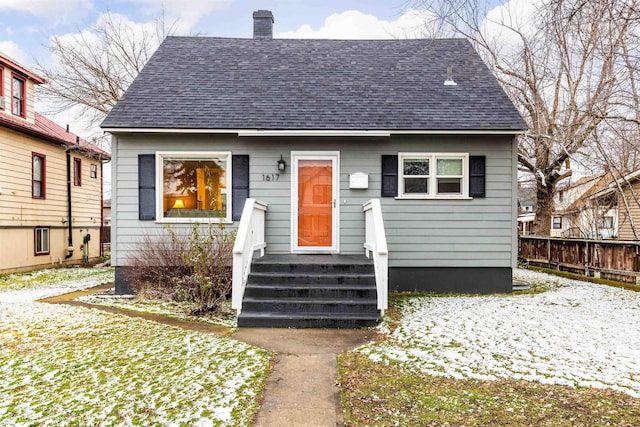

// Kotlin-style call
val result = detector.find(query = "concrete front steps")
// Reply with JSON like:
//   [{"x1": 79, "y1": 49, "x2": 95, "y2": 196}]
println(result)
[{"x1": 237, "y1": 254, "x2": 381, "y2": 328}]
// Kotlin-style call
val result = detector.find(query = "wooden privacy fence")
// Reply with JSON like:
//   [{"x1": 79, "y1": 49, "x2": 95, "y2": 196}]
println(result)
[{"x1": 519, "y1": 236, "x2": 640, "y2": 283}]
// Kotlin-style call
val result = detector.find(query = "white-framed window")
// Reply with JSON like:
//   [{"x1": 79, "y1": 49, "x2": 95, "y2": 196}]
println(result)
[
  {"x1": 598, "y1": 216, "x2": 613, "y2": 229},
  {"x1": 90, "y1": 164, "x2": 98, "y2": 179},
  {"x1": 553, "y1": 216, "x2": 562, "y2": 229},
  {"x1": 398, "y1": 153, "x2": 468, "y2": 199},
  {"x1": 34, "y1": 227, "x2": 50, "y2": 255},
  {"x1": 156, "y1": 151, "x2": 232, "y2": 222}
]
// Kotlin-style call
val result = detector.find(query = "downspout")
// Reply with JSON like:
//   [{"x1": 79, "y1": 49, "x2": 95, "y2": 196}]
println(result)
[
  {"x1": 100, "y1": 161, "x2": 104, "y2": 257},
  {"x1": 65, "y1": 142, "x2": 75, "y2": 259}
]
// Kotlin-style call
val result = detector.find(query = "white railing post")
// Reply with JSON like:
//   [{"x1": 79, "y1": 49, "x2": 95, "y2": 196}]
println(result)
[
  {"x1": 363, "y1": 199, "x2": 388, "y2": 314},
  {"x1": 232, "y1": 198, "x2": 268, "y2": 313}
]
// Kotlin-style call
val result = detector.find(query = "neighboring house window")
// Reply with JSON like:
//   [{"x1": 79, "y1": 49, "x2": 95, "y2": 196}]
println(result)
[
  {"x1": 34, "y1": 227, "x2": 50, "y2": 255},
  {"x1": 12, "y1": 75, "x2": 25, "y2": 118},
  {"x1": 74, "y1": 158, "x2": 82, "y2": 186},
  {"x1": 553, "y1": 216, "x2": 562, "y2": 229},
  {"x1": 32, "y1": 153, "x2": 45, "y2": 198},
  {"x1": 398, "y1": 153, "x2": 468, "y2": 198},
  {"x1": 157, "y1": 152, "x2": 231, "y2": 222},
  {"x1": 90, "y1": 164, "x2": 97, "y2": 179},
  {"x1": 598, "y1": 216, "x2": 613, "y2": 229},
  {"x1": 0, "y1": 67, "x2": 4, "y2": 108}
]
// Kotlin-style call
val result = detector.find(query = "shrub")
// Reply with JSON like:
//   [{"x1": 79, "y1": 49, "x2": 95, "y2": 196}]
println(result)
[{"x1": 126, "y1": 223, "x2": 236, "y2": 314}]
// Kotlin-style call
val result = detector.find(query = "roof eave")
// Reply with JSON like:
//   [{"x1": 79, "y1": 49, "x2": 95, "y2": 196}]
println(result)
[
  {"x1": 101, "y1": 127, "x2": 527, "y2": 136},
  {"x1": 0, "y1": 116, "x2": 111, "y2": 161}
]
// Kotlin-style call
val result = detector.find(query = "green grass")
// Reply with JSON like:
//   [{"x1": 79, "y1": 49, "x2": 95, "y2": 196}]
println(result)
[
  {"x1": 339, "y1": 351, "x2": 640, "y2": 427},
  {"x1": 0, "y1": 267, "x2": 113, "y2": 291},
  {"x1": 526, "y1": 265, "x2": 640, "y2": 293},
  {"x1": 0, "y1": 302, "x2": 269, "y2": 426}
]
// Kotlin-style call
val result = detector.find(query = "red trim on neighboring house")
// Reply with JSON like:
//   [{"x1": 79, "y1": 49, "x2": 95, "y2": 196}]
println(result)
[
  {"x1": 11, "y1": 74, "x2": 26, "y2": 118},
  {"x1": 32, "y1": 152, "x2": 46, "y2": 199},
  {"x1": 74, "y1": 157, "x2": 82, "y2": 186},
  {"x1": 0, "y1": 67, "x2": 4, "y2": 98},
  {"x1": 0, "y1": 52, "x2": 45, "y2": 84},
  {"x1": 0, "y1": 112, "x2": 110, "y2": 160}
]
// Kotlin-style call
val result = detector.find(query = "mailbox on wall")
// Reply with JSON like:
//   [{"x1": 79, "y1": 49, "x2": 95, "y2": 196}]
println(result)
[{"x1": 349, "y1": 172, "x2": 369, "y2": 189}]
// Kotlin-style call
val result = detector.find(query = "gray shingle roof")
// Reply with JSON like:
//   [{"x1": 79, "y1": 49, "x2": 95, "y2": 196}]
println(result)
[{"x1": 101, "y1": 36, "x2": 526, "y2": 131}]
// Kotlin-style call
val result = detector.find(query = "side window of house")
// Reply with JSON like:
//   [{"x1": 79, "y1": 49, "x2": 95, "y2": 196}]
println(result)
[
  {"x1": 90, "y1": 164, "x2": 97, "y2": 179},
  {"x1": 32, "y1": 153, "x2": 45, "y2": 198},
  {"x1": 34, "y1": 227, "x2": 50, "y2": 255},
  {"x1": 12, "y1": 75, "x2": 25, "y2": 118},
  {"x1": 553, "y1": 216, "x2": 562, "y2": 229},
  {"x1": 74, "y1": 158, "x2": 82, "y2": 186},
  {"x1": 159, "y1": 152, "x2": 231, "y2": 222},
  {"x1": 397, "y1": 153, "x2": 468, "y2": 198}
]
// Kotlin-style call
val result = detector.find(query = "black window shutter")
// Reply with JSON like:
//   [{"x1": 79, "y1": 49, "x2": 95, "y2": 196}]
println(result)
[
  {"x1": 469, "y1": 155, "x2": 486, "y2": 198},
  {"x1": 232, "y1": 155, "x2": 250, "y2": 221},
  {"x1": 138, "y1": 154, "x2": 156, "y2": 220},
  {"x1": 381, "y1": 155, "x2": 398, "y2": 197}
]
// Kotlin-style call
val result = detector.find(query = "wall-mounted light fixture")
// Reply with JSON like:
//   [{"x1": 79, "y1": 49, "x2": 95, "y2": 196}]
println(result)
[{"x1": 278, "y1": 155, "x2": 286, "y2": 172}]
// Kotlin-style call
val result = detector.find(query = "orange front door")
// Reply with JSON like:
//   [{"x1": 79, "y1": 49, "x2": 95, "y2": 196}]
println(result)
[{"x1": 298, "y1": 160, "x2": 332, "y2": 247}]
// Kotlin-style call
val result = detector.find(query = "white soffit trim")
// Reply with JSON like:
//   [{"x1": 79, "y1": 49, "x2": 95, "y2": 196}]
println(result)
[{"x1": 101, "y1": 128, "x2": 526, "y2": 135}]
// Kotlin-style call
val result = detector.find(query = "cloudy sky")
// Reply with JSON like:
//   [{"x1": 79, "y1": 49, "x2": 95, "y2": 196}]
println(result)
[{"x1": 0, "y1": 0, "x2": 508, "y2": 140}]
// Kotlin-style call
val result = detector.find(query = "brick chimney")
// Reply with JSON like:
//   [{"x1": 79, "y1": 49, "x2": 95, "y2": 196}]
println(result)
[{"x1": 253, "y1": 10, "x2": 274, "y2": 39}]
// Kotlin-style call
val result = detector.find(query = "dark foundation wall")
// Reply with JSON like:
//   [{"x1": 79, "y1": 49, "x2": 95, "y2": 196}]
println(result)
[
  {"x1": 114, "y1": 266, "x2": 133, "y2": 294},
  {"x1": 389, "y1": 267, "x2": 513, "y2": 294}
]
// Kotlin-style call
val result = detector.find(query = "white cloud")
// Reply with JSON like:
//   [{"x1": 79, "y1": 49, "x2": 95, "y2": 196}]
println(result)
[
  {"x1": 0, "y1": 40, "x2": 29, "y2": 65},
  {"x1": 117, "y1": 0, "x2": 232, "y2": 32},
  {"x1": 276, "y1": 9, "x2": 437, "y2": 40},
  {"x1": 480, "y1": 0, "x2": 545, "y2": 56},
  {"x1": 0, "y1": 0, "x2": 92, "y2": 22}
]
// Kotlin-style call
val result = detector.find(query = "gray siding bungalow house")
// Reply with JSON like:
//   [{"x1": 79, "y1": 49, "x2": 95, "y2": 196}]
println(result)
[{"x1": 102, "y1": 11, "x2": 526, "y2": 327}]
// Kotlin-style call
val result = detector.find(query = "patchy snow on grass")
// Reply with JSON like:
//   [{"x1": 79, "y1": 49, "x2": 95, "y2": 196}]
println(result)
[
  {"x1": 77, "y1": 293, "x2": 237, "y2": 328},
  {"x1": 0, "y1": 302, "x2": 269, "y2": 426},
  {"x1": 360, "y1": 268, "x2": 640, "y2": 397},
  {"x1": 0, "y1": 267, "x2": 114, "y2": 302}
]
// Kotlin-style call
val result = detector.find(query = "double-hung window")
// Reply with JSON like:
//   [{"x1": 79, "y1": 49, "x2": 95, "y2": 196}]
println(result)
[
  {"x1": 552, "y1": 216, "x2": 562, "y2": 229},
  {"x1": 35, "y1": 227, "x2": 50, "y2": 255},
  {"x1": 157, "y1": 152, "x2": 232, "y2": 222},
  {"x1": 33, "y1": 153, "x2": 45, "y2": 198},
  {"x1": 12, "y1": 75, "x2": 25, "y2": 118},
  {"x1": 74, "y1": 158, "x2": 82, "y2": 186},
  {"x1": 398, "y1": 153, "x2": 468, "y2": 198},
  {"x1": 90, "y1": 164, "x2": 98, "y2": 179},
  {"x1": 0, "y1": 67, "x2": 4, "y2": 109}
]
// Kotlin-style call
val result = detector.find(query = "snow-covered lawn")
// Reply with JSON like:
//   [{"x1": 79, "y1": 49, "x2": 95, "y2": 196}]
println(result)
[
  {"x1": 0, "y1": 268, "x2": 270, "y2": 426},
  {"x1": 360, "y1": 268, "x2": 640, "y2": 397},
  {"x1": 0, "y1": 267, "x2": 114, "y2": 302}
]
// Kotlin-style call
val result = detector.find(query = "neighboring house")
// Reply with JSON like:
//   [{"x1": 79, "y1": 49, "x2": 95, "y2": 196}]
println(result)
[
  {"x1": 102, "y1": 199, "x2": 111, "y2": 227},
  {"x1": 551, "y1": 174, "x2": 618, "y2": 239},
  {"x1": 592, "y1": 169, "x2": 640, "y2": 241},
  {"x1": 0, "y1": 52, "x2": 110, "y2": 273},
  {"x1": 517, "y1": 181, "x2": 536, "y2": 235},
  {"x1": 101, "y1": 11, "x2": 525, "y2": 324}
]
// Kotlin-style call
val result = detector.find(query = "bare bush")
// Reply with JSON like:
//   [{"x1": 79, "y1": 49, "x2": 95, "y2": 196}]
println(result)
[{"x1": 126, "y1": 223, "x2": 235, "y2": 314}]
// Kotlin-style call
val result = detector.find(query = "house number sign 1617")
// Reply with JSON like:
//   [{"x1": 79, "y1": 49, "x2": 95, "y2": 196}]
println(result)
[{"x1": 262, "y1": 173, "x2": 280, "y2": 182}]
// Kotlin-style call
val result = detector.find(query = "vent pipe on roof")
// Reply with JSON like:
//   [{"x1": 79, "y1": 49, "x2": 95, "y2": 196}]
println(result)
[
  {"x1": 253, "y1": 10, "x2": 274, "y2": 39},
  {"x1": 444, "y1": 66, "x2": 457, "y2": 86},
  {"x1": 66, "y1": 124, "x2": 69, "y2": 133}
]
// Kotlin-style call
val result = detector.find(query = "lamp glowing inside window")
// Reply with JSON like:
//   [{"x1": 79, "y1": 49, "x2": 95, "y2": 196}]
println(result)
[{"x1": 162, "y1": 155, "x2": 229, "y2": 219}]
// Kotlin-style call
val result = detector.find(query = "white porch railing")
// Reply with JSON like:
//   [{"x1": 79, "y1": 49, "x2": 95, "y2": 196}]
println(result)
[
  {"x1": 363, "y1": 199, "x2": 388, "y2": 314},
  {"x1": 232, "y1": 198, "x2": 267, "y2": 313}
]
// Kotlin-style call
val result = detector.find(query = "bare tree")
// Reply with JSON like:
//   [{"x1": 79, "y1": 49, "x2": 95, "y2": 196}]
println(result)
[
  {"x1": 36, "y1": 11, "x2": 178, "y2": 128},
  {"x1": 411, "y1": 0, "x2": 639, "y2": 235}
]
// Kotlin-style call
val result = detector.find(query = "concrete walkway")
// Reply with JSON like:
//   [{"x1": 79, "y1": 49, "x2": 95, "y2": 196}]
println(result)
[
  {"x1": 233, "y1": 328, "x2": 377, "y2": 427},
  {"x1": 43, "y1": 285, "x2": 378, "y2": 426}
]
